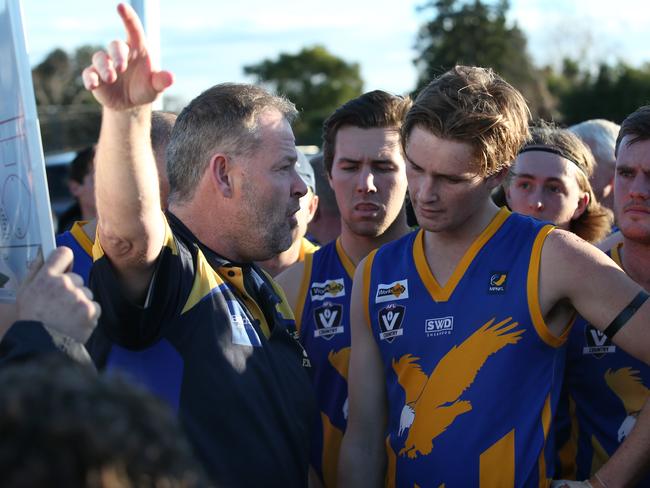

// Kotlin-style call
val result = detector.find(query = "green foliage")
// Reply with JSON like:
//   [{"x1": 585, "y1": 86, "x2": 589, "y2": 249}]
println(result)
[
  {"x1": 413, "y1": 0, "x2": 556, "y2": 118},
  {"x1": 551, "y1": 62, "x2": 650, "y2": 124},
  {"x1": 244, "y1": 45, "x2": 364, "y2": 145},
  {"x1": 32, "y1": 45, "x2": 102, "y2": 152},
  {"x1": 32, "y1": 45, "x2": 100, "y2": 106}
]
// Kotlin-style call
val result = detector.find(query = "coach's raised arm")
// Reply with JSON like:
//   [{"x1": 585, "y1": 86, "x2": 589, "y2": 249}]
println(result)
[{"x1": 82, "y1": 3, "x2": 173, "y2": 302}]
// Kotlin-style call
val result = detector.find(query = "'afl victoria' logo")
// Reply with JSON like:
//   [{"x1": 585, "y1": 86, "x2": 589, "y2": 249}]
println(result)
[
  {"x1": 583, "y1": 325, "x2": 616, "y2": 358},
  {"x1": 313, "y1": 302, "x2": 344, "y2": 340},
  {"x1": 378, "y1": 304, "x2": 405, "y2": 342}
]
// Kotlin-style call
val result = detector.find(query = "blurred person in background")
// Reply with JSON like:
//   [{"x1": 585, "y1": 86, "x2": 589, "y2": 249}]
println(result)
[
  {"x1": 57, "y1": 145, "x2": 96, "y2": 234},
  {"x1": 570, "y1": 119, "x2": 620, "y2": 212},
  {"x1": 307, "y1": 154, "x2": 341, "y2": 245}
]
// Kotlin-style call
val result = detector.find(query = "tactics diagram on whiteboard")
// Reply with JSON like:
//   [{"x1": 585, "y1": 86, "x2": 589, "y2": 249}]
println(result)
[{"x1": 0, "y1": 0, "x2": 55, "y2": 301}]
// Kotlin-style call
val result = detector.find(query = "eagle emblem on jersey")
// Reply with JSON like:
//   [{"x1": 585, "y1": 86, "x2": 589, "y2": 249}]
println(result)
[
  {"x1": 328, "y1": 347, "x2": 351, "y2": 419},
  {"x1": 604, "y1": 367, "x2": 650, "y2": 442},
  {"x1": 392, "y1": 317, "x2": 524, "y2": 459}
]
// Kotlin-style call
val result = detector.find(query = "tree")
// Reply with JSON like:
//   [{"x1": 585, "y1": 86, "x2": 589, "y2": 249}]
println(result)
[
  {"x1": 32, "y1": 46, "x2": 103, "y2": 153},
  {"x1": 549, "y1": 61, "x2": 650, "y2": 125},
  {"x1": 413, "y1": 0, "x2": 557, "y2": 118},
  {"x1": 244, "y1": 45, "x2": 364, "y2": 145}
]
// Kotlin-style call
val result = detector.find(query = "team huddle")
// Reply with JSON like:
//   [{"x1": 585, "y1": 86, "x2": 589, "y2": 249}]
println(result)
[{"x1": 2, "y1": 3, "x2": 649, "y2": 488}]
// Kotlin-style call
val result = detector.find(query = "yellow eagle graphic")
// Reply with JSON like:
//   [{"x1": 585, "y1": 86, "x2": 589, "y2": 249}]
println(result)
[
  {"x1": 604, "y1": 367, "x2": 650, "y2": 442},
  {"x1": 392, "y1": 317, "x2": 524, "y2": 459}
]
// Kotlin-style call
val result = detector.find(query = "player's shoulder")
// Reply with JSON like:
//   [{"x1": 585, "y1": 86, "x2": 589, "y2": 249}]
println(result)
[{"x1": 541, "y1": 228, "x2": 614, "y2": 282}]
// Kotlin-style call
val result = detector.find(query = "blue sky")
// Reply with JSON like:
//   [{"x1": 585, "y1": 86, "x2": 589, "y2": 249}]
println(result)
[{"x1": 20, "y1": 0, "x2": 649, "y2": 106}]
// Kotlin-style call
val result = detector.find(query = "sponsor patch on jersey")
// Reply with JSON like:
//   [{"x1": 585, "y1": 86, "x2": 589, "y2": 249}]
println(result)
[
  {"x1": 425, "y1": 316, "x2": 454, "y2": 337},
  {"x1": 310, "y1": 279, "x2": 345, "y2": 301},
  {"x1": 313, "y1": 302, "x2": 344, "y2": 340},
  {"x1": 583, "y1": 325, "x2": 616, "y2": 357},
  {"x1": 375, "y1": 279, "x2": 409, "y2": 303},
  {"x1": 488, "y1": 272, "x2": 507, "y2": 293},
  {"x1": 226, "y1": 299, "x2": 262, "y2": 347},
  {"x1": 378, "y1": 304, "x2": 405, "y2": 342}
]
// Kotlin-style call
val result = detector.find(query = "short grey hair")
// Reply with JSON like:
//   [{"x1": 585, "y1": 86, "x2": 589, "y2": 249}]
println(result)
[
  {"x1": 569, "y1": 119, "x2": 620, "y2": 168},
  {"x1": 166, "y1": 83, "x2": 298, "y2": 203}
]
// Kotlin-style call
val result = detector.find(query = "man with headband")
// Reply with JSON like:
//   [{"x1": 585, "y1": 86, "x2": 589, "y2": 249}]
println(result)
[{"x1": 503, "y1": 122, "x2": 613, "y2": 243}]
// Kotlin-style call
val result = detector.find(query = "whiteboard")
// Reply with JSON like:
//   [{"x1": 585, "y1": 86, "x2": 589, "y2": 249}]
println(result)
[{"x1": 0, "y1": 0, "x2": 55, "y2": 302}]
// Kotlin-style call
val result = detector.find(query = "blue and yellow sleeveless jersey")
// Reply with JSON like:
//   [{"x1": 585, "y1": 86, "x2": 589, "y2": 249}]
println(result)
[
  {"x1": 296, "y1": 238, "x2": 355, "y2": 487},
  {"x1": 55, "y1": 221, "x2": 93, "y2": 283},
  {"x1": 364, "y1": 208, "x2": 567, "y2": 488},
  {"x1": 88, "y1": 212, "x2": 315, "y2": 486},
  {"x1": 555, "y1": 242, "x2": 650, "y2": 483}
]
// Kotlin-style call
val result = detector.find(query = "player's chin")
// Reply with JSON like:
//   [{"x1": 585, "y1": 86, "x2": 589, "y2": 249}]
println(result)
[{"x1": 350, "y1": 220, "x2": 384, "y2": 238}]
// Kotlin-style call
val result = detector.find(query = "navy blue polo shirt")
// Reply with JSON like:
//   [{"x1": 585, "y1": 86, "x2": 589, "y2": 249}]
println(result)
[{"x1": 88, "y1": 212, "x2": 315, "y2": 487}]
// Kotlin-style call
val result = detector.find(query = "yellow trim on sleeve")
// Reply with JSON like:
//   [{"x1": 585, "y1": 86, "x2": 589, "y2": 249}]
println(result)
[
  {"x1": 294, "y1": 253, "x2": 314, "y2": 335},
  {"x1": 527, "y1": 225, "x2": 570, "y2": 348},
  {"x1": 69, "y1": 221, "x2": 94, "y2": 257},
  {"x1": 415, "y1": 207, "x2": 510, "y2": 302},
  {"x1": 335, "y1": 237, "x2": 356, "y2": 279},
  {"x1": 363, "y1": 249, "x2": 378, "y2": 330}
]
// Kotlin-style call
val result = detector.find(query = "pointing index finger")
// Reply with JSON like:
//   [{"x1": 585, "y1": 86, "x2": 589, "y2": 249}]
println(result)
[{"x1": 117, "y1": 3, "x2": 147, "y2": 53}]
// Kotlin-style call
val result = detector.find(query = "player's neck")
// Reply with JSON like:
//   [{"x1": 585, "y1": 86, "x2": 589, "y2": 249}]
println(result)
[
  {"x1": 420, "y1": 202, "x2": 502, "y2": 287},
  {"x1": 425, "y1": 201, "x2": 502, "y2": 250},
  {"x1": 339, "y1": 211, "x2": 410, "y2": 267},
  {"x1": 620, "y1": 238, "x2": 650, "y2": 292}
]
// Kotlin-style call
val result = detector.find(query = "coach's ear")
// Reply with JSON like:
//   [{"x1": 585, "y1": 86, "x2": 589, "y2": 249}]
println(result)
[{"x1": 208, "y1": 153, "x2": 234, "y2": 198}]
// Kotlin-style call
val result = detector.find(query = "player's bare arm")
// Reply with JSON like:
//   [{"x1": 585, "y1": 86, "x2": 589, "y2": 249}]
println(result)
[
  {"x1": 540, "y1": 229, "x2": 649, "y2": 363},
  {"x1": 338, "y1": 256, "x2": 387, "y2": 487},
  {"x1": 81, "y1": 3, "x2": 173, "y2": 303}
]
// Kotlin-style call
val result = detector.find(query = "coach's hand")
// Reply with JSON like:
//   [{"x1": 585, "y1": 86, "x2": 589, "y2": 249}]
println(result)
[
  {"x1": 16, "y1": 247, "x2": 100, "y2": 343},
  {"x1": 81, "y1": 3, "x2": 173, "y2": 110}
]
